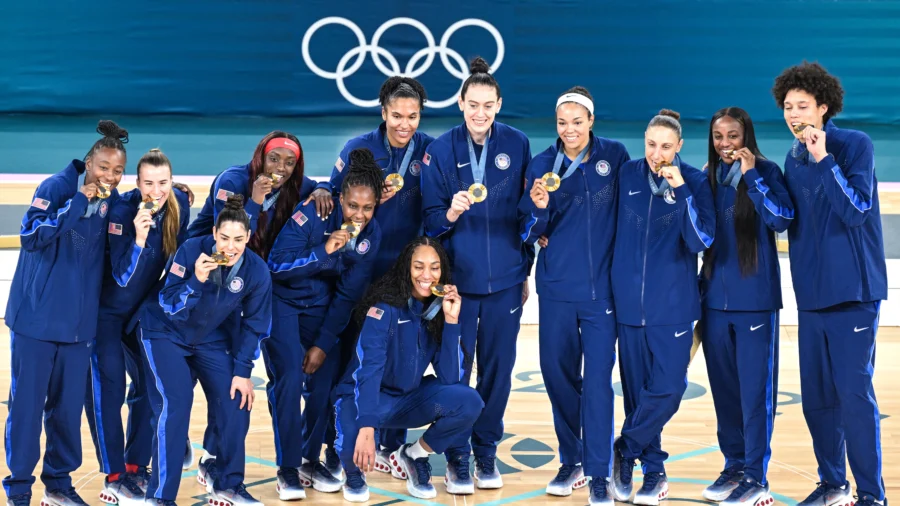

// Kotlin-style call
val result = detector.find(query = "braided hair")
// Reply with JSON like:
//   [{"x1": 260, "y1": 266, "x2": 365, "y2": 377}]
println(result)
[
  {"x1": 341, "y1": 148, "x2": 383, "y2": 202},
  {"x1": 85, "y1": 120, "x2": 129, "y2": 161}
]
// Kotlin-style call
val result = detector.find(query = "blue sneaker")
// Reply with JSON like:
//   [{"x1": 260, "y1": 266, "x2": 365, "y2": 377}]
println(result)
[
  {"x1": 633, "y1": 472, "x2": 669, "y2": 506},
  {"x1": 41, "y1": 488, "x2": 87, "y2": 506},
  {"x1": 392, "y1": 444, "x2": 437, "y2": 499},
  {"x1": 589, "y1": 477, "x2": 614, "y2": 506},
  {"x1": 444, "y1": 454, "x2": 474, "y2": 495},
  {"x1": 855, "y1": 495, "x2": 887, "y2": 506},
  {"x1": 546, "y1": 464, "x2": 587, "y2": 496},
  {"x1": 131, "y1": 467, "x2": 151, "y2": 495},
  {"x1": 474, "y1": 455, "x2": 502, "y2": 489},
  {"x1": 342, "y1": 469, "x2": 369, "y2": 503},
  {"x1": 197, "y1": 458, "x2": 218, "y2": 493},
  {"x1": 207, "y1": 484, "x2": 262, "y2": 506},
  {"x1": 99, "y1": 474, "x2": 145, "y2": 506},
  {"x1": 797, "y1": 482, "x2": 853, "y2": 506},
  {"x1": 298, "y1": 462, "x2": 342, "y2": 493},
  {"x1": 702, "y1": 466, "x2": 745, "y2": 502},
  {"x1": 611, "y1": 438, "x2": 635, "y2": 502},
  {"x1": 722, "y1": 476, "x2": 773, "y2": 506},
  {"x1": 324, "y1": 446, "x2": 344, "y2": 481},
  {"x1": 275, "y1": 467, "x2": 306, "y2": 501},
  {"x1": 5, "y1": 493, "x2": 31, "y2": 506}
]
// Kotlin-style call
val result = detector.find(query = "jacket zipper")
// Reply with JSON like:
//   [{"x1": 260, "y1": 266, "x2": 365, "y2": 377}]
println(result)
[
  {"x1": 640, "y1": 192, "x2": 653, "y2": 326},
  {"x1": 581, "y1": 169, "x2": 597, "y2": 300}
]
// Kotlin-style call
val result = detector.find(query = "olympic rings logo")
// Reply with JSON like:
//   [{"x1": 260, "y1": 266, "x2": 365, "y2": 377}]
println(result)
[{"x1": 302, "y1": 17, "x2": 504, "y2": 108}]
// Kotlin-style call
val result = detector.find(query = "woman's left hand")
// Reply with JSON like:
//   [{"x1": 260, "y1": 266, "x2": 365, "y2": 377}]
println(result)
[
  {"x1": 230, "y1": 376, "x2": 255, "y2": 411},
  {"x1": 734, "y1": 148, "x2": 756, "y2": 175},
  {"x1": 441, "y1": 284, "x2": 461, "y2": 324}
]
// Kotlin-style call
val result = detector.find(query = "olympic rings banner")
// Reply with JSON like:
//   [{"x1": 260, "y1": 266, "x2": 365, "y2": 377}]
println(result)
[{"x1": 1, "y1": 1, "x2": 898, "y2": 123}]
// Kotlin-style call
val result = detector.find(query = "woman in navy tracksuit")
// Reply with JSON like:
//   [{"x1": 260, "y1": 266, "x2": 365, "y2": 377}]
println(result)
[
  {"x1": 4, "y1": 121, "x2": 129, "y2": 506},
  {"x1": 421, "y1": 56, "x2": 533, "y2": 493},
  {"x1": 334, "y1": 236, "x2": 482, "y2": 503},
  {"x1": 84, "y1": 149, "x2": 191, "y2": 506},
  {"x1": 698, "y1": 108, "x2": 793, "y2": 506},
  {"x1": 773, "y1": 62, "x2": 887, "y2": 506},
  {"x1": 610, "y1": 109, "x2": 716, "y2": 505},
  {"x1": 323, "y1": 77, "x2": 436, "y2": 474},
  {"x1": 137, "y1": 194, "x2": 271, "y2": 506},
  {"x1": 264, "y1": 149, "x2": 383, "y2": 500},
  {"x1": 518, "y1": 86, "x2": 629, "y2": 506},
  {"x1": 187, "y1": 131, "x2": 332, "y2": 240}
]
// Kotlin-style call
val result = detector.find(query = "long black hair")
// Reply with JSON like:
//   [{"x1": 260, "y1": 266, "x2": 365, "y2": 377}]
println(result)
[
  {"x1": 354, "y1": 237, "x2": 452, "y2": 342},
  {"x1": 247, "y1": 131, "x2": 304, "y2": 261},
  {"x1": 703, "y1": 107, "x2": 767, "y2": 278}
]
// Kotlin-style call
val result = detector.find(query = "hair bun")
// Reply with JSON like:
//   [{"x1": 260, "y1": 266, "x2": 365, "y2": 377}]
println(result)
[
  {"x1": 469, "y1": 56, "x2": 490, "y2": 75},
  {"x1": 224, "y1": 194, "x2": 244, "y2": 210},
  {"x1": 349, "y1": 148, "x2": 377, "y2": 168},
  {"x1": 149, "y1": 148, "x2": 162, "y2": 153},
  {"x1": 96, "y1": 120, "x2": 129, "y2": 144},
  {"x1": 659, "y1": 109, "x2": 681, "y2": 121}
]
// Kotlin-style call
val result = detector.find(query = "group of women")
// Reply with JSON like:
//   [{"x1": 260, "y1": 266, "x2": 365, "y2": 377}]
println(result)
[{"x1": 3, "y1": 59, "x2": 887, "y2": 506}]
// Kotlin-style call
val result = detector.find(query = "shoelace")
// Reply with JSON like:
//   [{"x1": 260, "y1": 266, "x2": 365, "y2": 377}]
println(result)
[
  {"x1": 804, "y1": 483, "x2": 831, "y2": 502},
  {"x1": 232, "y1": 484, "x2": 254, "y2": 500},
  {"x1": 55, "y1": 488, "x2": 87, "y2": 505},
  {"x1": 591, "y1": 478, "x2": 609, "y2": 498},
  {"x1": 279, "y1": 467, "x2": 302, "y2": 488},
  {"x1": 346, "y1": 470, "x2": 367, "y2": 490},
  {"x1": 204, "y1": 460, "x2": 220, "y2": 481},
  {"x1": 413, "y1": 457, "x2": 433, "y2": 485},
  {"x1": 314, "y1": 462, "x2": 338, "y2": 481},
  {"x1": 324, "y1": 448, "x2": 341, "y2": 471},
  {"x1": 134, "y1": 467, "x2": 152, "y2": 487},
  {"x1": 728, "y1": 478, "x2": 759, "y2": 499},
  {"x1": 7, "y1": 494, "x2": 31, "y2": 506},
  {"x1": 452, "y1": 456, "x2": 470, "y2": 480},
  {"x1": 477, "y1": 455, "x2": 496, "y2": 476},
  {"x1": 642, "y1": 472, "x2": 663, "y2": 490},
  {"x1": 712, "y1": 467, "x2": 742, "y2": 486},
  {"x1": 553, "y1": 464, "x2": 579, "y2": 483},
  {"x1": 619, "y1": 453, "x2": 635, "y2": 484},
  {"x1": 118, "y1": 474, "x2": 145, "y2": 496},
  {"x1": 855, "y1": 495, "x2": 881, "y2": 506}
]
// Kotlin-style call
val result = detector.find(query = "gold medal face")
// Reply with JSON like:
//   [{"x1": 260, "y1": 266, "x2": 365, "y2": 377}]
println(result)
[
  {"x1": 541, "y1": 172, "x2": 561, "y2": 192},
  {"x1": 430, "y1": 283, "x2": 446, "y2": 297},
  {"x1": 341, "y1": 221, "x2": 360, "y2": 238},
  {"x1": 656, "y1": 160, "x2": 674, "y2": 171},
  {"x1": 722, "y1": 149, "x2": 736, "y2": 158},
  {"x1": 210, "y1": 251, "x2": 229, "y2": 265},
  {"x1": 792, "y1": 123, "x2": 812, "y2": 134},
  {"x1": 385, "y1": 173, "x2": 404, "y2": 191},
  {"x1": 96, "y1": 182, "x2": 111, "y2": 199},
  {"x1": 140, "y1": 197, "x2": 160, "y2": 214},
  {"x1": 468, "y1": 183, "x2": 487, "y2": 203},
  {"x1": 265, "y1": 172, "x2": 284, "y2": 183}
]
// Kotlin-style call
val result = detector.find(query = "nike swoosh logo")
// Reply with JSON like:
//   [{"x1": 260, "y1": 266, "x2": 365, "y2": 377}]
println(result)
[
  {"x1": 629, "y1": 190, "x2": 641, "y2": 195},
  {"x1": 750, "y1": 324, "x2": 764, "y2": 331},
  {"x1": 674, "y1": 330, "x2": 688, "y2": 337},
  {"x1": 457, "y1": 162, "x2": 470, "y2": 168},
  {"x1": 854, "y1": 326, "x2": 869, "y2": 333},
  {"x1": 510, "y1": 307, "x2": 520, "y2": 314},
  {"x1": 605, "y1": 309, "x2": 613, "y2": 315},
  {"x1": 398, "y1": 320, "x2": 410, "y2": 324}
]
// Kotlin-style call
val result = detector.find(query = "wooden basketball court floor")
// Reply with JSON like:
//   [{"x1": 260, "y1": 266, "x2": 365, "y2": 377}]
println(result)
[{"x1": 0, "y1": 324, "x2": 895, "y2": 505}]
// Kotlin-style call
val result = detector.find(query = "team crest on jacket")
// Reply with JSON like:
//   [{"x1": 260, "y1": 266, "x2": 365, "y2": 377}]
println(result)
[
  {"x1": 356, "y1": 239, "x2": 371, "y2": 254},
  {"x1": 409, "y1": 160, "x2": 422, "y2": 176},
  {"x1": 228, "y1": 277, "x2": 244, "y2": 293},
  {"x1": 99, "y1": 201, "x2": 109, "y2": 217},
  {"x1": 495, "y1": 153, "x2": 511, "y2": 170},
  {"x1": 596, "y1": 160, "x2": 611, "y2": 176},
  {"x1": 664, "y1": 188, "x2": 676, "y2": 205}
]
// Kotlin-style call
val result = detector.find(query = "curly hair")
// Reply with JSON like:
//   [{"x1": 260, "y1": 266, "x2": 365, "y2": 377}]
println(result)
[
  {"x1": 772, "y1": 61, "x2": 844, "y2": 122},
  {"x1": 353, "y1": 237, "x2": 452, "y2": 343}
]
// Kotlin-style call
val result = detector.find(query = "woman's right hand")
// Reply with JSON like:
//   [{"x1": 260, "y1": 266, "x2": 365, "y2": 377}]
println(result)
[
  {"x1": 251, "y1": 175, "x2": 273, "y2": 205},
  {"x1": 530, "y1": 179, "x2": 549, "y2": 209},
  {"x1": 354, "y1": 427, "x2": 376, "y2": 472},
  {"x1": 193, "y1": 253, "x2": 218, "y2": 283},
  {"x1": 133, "y1": 209, "x2": 153, "y2": 247}
]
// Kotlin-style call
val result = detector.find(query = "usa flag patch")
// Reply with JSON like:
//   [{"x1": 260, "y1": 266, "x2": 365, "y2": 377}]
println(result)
[
  {"x1": 216, "y1": 189, "x2": 234, "y2": 201},
  {"x1": 367, "y1": 307, "x2": 384, "y2": 320},
  {"x1": 31, "y1": 198, "x2": 50, "y2": 210},
  {"x1": 108, "y1": 223, "x2": 123, "y2": 235},
  {"x1": 422, "y1": 152, "x2": 431, "y2": 166},
  {"x1": 292, "y1": 210, "x2": 308, "y2": 226},
  {"x1": 335, "y1": 157, "x2": 345, "y2": 172},
  {"x1": 170, "y1": 262, "x2": 186, "y2": 278}
]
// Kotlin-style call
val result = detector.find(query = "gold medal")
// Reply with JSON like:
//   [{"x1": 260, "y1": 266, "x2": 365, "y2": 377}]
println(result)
[
  {"x1": 140, "y1": 197, "x2": 160, "y2": 214},
  {"x1": 541, "y1": 172, "x2": 561, "y2": 192},
  {"x1": 722, "y1": 149, "x2": 736, "y2": 158},
  {"x1": 430, "y1": 283, "x2": 446, "y2": 297},
  {"x1": 656, "y1": 160, "x2": 674, "y2": 172},
  {"x1": 341, "y1": 221, "x2": 360, "y2": 238},
  {"x1": 385, "y1": 172, "x2": 404, "y2": 191},
  {"x1": 792, "y1": 123, "x2": 813, "y2": 135},
  {"x1": 468, "y1": 183, "x2": 487, "y2": 203},
  {"x1": 96, "y1": 182, "x2": 111, "y2": 199},
  {"x1": 264, "y1": 172, "x2": 284, "y2": 184},
  {"x1": 210, "y1": 251, "x2": 229, "y2": 265}
]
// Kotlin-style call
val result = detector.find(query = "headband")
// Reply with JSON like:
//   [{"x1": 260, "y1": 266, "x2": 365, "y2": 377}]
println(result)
[
  {"x1": 264, "y1": 137, "x2": 301, "y2": 159},
  {"x1": 556, "y1": 93, "x2": 594, "y2": 115}
]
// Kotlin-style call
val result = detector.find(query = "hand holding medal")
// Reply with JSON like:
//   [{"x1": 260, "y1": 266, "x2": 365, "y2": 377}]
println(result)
[
  {"x1": 438, "y1": 284, "x2": 461, "y2": 323},
  {"x1": 530, "y1": 179, "x2": 550, "y2": 209},
  {"x1": 657, "y1": 160, "x2": 685, "y2": 188},
  {"x1": 446, "y1": 191, "x2": 476, "y2": 223}
]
